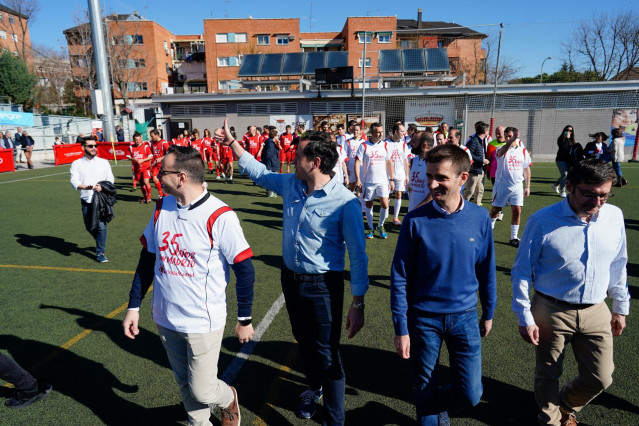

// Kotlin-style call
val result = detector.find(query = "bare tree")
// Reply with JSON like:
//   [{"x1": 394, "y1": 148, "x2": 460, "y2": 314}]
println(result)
[
  {"x1": 32, "y1": 44, "x2": 72, "y2": 111},
  {"x1": 561, "y1": 10, "x2": 639, "y2": 80},
  {"x1": 483, "y1": 30, "x2": 522, "y2": 84},
  {"x1": 65, "y1": 9, "x2": 97, "y2": 114},
  {"x1": 0, "y1": 0, "x2": 40, "y2": 60}
]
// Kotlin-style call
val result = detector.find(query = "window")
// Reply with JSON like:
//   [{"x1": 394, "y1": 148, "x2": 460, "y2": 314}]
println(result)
[
  {"x1": 276, "y1": 35, "x2": 289, "y2": 45},
  {"x1": 217, "y1": 57, "x2": 239, "y2": 67},
  {"x1": 0, "y1": 31, "x2": 6, "y2": 40},
  {"x1": 400, "y1": 40, "x2": 416, "y2": 49},
  {"x1": 358, "y1": 57, "x2": 371, "y2": 68},
  {"x1": 378, "y1": 33, "x2": 391, "y2": 44},
  {"x1": 112, "y1": 35, "x2": 143, "y2": 45},
  {"x1": 71, "y1": 55, "x2": 88, "y2": 67},
  {"x1": 117, "y1": 58, "x2": 146, "y2": 69},
  {"x1": 257, "y1": 34, "x2": 270, "y2": 45},
  {"x1": 11, "y1": 34, "x2": 18, "y2": 42},
  {"x1": 218, "y1": 80, "x2": 241, "y2": 90},
  {"x1": 127, "y1": 82, "x2": 148, "y2": 91},
  {"x1": 216, "y1": 33, "x2": 247, "y2": 43},
  {"x1": 357, "y1": 32, "x2": 372, "y2": 44},
  {"x1": 0, "y1": 12, "x2": 3, "y2": 21},
  {"x1": 9, "y1": 16, "x2": 15, "y2": 24}
]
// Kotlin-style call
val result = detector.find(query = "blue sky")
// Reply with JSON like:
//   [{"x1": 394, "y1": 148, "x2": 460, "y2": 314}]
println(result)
[{"x1": 27, "y1": 0, "x2": 632, "y2": 78}]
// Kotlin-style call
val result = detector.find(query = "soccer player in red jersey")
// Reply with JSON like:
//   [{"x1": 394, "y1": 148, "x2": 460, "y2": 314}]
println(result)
[
  {"x1": 172, "y1": 132, "x2": 190, "y2": 147},
  {"x1": 243, "y1": 126, "x2": 262, "y2": 159},
  {"x1": 150, "y1": 129, "x2": 170, "y2": 199},
  {"x1": 279, "y1": 125, "x2": 294, "y2": 173},
  {"x1": 189, "y1": 129, "x2": 205, "y2": 158},
  {"x1": 202, "y1": 129, "x2": 220, "y2": 177},
  {"x1": 219, "y1": 134, "x2": 235, "y2": 184},
  {"x1": 127, "y1": 132, "x2": 153, "y2": 203}
]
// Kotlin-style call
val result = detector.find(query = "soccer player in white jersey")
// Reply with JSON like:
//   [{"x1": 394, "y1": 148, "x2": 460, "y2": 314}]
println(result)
[
  {"x1": 489, "y1": 127, "x2": 532, "y2": 247},
  {"x1": 123, "y1": 145, "x2": 255, "y2": 426},
  {"x1": 407, "y1": 131, "x2": 434, "y2": 211},
  {"x1": 354, "y1": 122, "x2": 394, "y2": 239},
  {"x1": 434, "y1": 132, "x2": 446, "y2": 147},
  {"x1": 335, "y1": 124, "x2": 348, "y2": 150},
  {"x1": 387, "y1": 123, "x2": 410, "y2": 225},
  {"x1": 346, "y1": 125, "x2": 367, "y2": 216},
  {"x1": 330, "y1": 133, "x2": 349, "y2": 186}
]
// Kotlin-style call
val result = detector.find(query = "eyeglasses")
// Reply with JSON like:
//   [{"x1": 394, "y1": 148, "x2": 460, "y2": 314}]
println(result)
[
  {"x1": 575, "y1": 186, "x2": 614, "y2": 200},
  {"x1": 85, "y1": 144, "x2": 97, "y2": 148},
  {"x1": 158, "y1": 169, "x2": 182, "y2": 177}
]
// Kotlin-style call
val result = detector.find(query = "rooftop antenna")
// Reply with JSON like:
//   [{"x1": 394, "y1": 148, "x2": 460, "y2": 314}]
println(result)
[
  {"x1": 224, "y1": 0, "x2": 230, "y2": 18},
  {"x1": 309, "y1": 2, "x2": 312, "y2": 32}
]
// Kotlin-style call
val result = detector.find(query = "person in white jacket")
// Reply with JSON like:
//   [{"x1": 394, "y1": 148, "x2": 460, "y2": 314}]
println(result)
[{"x1": 610, "y1": 128, "x2": 627, "y2": 187}]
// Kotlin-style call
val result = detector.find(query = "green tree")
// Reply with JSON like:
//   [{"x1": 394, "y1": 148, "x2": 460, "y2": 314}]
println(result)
[
  {"x1": 0, "y1": 51, "x2": 38, "y2": 104},
  {"x1": 509, "y1": 62, "x2": 602, "y2": 84}
]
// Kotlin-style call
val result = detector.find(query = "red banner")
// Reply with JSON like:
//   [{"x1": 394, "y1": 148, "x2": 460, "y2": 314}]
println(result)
[
  {"x1": 53, "y1": 143, "x2": 84, "y2": 166},
  {"x1": 0, "y1": 148, "x2": 15, "y2": 173},
  {"x1": 97, "y1": 142, "x2": 132, "y2": 161}
]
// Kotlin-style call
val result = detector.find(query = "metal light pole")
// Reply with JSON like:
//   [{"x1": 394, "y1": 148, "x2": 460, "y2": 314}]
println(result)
[
  {"x1": 540, "y1": 56, "x2": 552, "y2": 84},
  {"x1": 88, "y1": 0, "x2": 115, "y2": 143},
  {"x1": 489, "y1": 23, "x2": 503, "y2": 138}
]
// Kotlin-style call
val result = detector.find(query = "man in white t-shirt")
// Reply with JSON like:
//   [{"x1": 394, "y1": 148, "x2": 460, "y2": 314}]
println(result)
[
  {"x1": 346, "y1": 125, "x2": 367, "y2": 216},
  {"x1": 387, "y1": 123, "x2": 410, "y2": 225},
  {"x1": 335, "y1": 124, "x2": 348, "y2": 150},
  {"x1": 407, "y1": 132, "x2": 433, "y2": 212},
  {"x1": 122, "y1": 145, "x2": 255, "y2": 426},
  {"x1": 489, "y1": 127, "x2": 532, "y2": 247},
  {"x1": 331, "y1": 134, "x2": 349, "y2": 186},
  {"x1": 354, "y1": 123, "x2": 394, "y2": 239}
]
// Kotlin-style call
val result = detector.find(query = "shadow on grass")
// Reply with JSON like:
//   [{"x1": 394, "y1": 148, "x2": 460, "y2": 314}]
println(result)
[
  {"x1": 0, "y1": 334, "x2": 185, "y2": 425},
  {"x1": 234, "y1": 207, "x2": 282, "y2": 219},
  {"x1": 243, "y1": 218, "x2": 282, "y2": 231},
  {"x1": 14, "y1": 234, "x2": 95, "y2": 260},
  {"x1": 624, "y1": 218, "x2": 639, "y2": 233},
  {"x1": 38, "y1": 304, "x2": 171, "y2": 370}
]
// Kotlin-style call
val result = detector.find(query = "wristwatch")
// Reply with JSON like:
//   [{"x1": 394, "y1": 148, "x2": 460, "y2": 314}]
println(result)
[
  {"x1": 238, "y1": 317, "x2": 252, "y2": 326},
  {"x1": 351, "y1": 302, "x2": 365, "y2": 312}
]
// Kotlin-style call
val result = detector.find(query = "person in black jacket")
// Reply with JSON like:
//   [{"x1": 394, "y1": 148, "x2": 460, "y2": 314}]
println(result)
[
  {"x1": 257, "y1": 127, "x2": 281, "y2": 197},
  {"x1": 552, "y1": 125, "x2": 576, "y2": 197},
  {"x1": 463, "y1": 121, "x2": 490, "y2": 205},
  {"x1": 583, "y1": 132, "x2": 610, "y2": 162}
]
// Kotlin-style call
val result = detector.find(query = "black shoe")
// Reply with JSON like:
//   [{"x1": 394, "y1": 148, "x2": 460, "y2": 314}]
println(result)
[
  {"x1": 5, "y1": 382, "x2": 52, "y2": 409},
  {"x1": 228, "y1": 180, "x2": 234, "y2": 184},
  {"x1": 509, "y1": 238, "x2": 520, "y2": 248},
  {"x1": 297, "y1": 388, "x2": 322, "y2": 419},
  {"x1": 621, "y1": 177, "x2": 628, "y2": 186}
]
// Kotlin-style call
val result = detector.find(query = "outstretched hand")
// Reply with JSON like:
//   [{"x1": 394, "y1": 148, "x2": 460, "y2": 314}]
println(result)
[{"x1": 214, "y1": 118, "x2": 234, "y2": 146}]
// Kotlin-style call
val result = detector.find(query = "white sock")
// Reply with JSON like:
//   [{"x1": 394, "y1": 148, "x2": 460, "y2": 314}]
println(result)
[
  {"x1": 366, "y1": 206, "x2": 374, "y2": 230},
  {"x1": 360, "y1": 196, "x2": 367, "y2": 214},
  {"x1": 491, "y1": 218, "x2": 497, "y2": 229},
  {"x1": 511, "y1": 225, "x2": 520, "y2": 240},
  {"x1": 394, "y1": 198, "x2": 402, "y2": 218},
  {"x1": 379, "y1": 207, "x2": 389, "y2": 227}
]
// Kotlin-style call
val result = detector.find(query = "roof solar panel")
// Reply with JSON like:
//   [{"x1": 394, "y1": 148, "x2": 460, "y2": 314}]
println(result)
[
  {"x1": 281, "y1": 52, "x2": 305, "y2": 75},
  {"x1": 402, "y1": 49, "x2": 427, "y2": 72},
  {"x1": 260, "y1": 53, "x2": 284, "y2": 76},
  {"x1": 379, "y1": 50, "x2": 403, "y2": 72},
  {"x1": 426, "y1": 48, "x2": 450, "y2": 72},
  {"x1": 303, "y1": 52, "x2": 327, "y2": 74},
  {"x1": 238, "y1": 54, "x2": 262, "y2": 77},
  {"x1": 325, "y1": 51, "x2": 348, "y2": 68}
]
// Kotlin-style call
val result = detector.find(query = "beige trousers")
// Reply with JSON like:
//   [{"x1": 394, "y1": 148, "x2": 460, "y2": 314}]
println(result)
[
  {"x1": 531, "y1": 295, "x2": 614, "y2": 425},
  {"x1": 157, "y1": 325, "x2": 234, "y2": 426},
  {"x1": 463, "y1": 172, "x2": 484, "y2": 205}
]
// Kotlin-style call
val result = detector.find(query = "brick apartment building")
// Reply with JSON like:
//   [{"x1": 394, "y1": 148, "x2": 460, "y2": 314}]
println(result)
[
  {"x1": 64, "y1": 10, "x2": 486, "y2": 108},
  {"x1": 64, "y1": 14, "x2": 173, "y2": 113},
  {"x1": 0, "y1": 4, "x2": 32, "y2": 63}
]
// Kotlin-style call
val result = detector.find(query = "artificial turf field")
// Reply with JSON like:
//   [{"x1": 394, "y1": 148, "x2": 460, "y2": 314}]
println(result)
[{"x1": 0, "y1": 161, "x2": 638, "y2": 426}]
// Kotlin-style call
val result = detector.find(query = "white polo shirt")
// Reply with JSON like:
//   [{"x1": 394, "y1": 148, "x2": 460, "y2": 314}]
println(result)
[
  {"x1": 69, "y1": 155, "x2": 115, "y2": 203},
  {"x1": 141, "y1": 191, "x2": 253, "y2": 333}
]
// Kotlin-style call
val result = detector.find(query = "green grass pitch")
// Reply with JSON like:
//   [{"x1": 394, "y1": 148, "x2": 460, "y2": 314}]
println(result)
[{"x1": 0, "y1": 162, "x2": 638, "y2": 425}]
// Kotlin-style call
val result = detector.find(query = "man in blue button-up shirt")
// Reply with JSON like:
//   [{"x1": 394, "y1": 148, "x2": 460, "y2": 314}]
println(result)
[
  {"x1": 217, "y1": 120, "x2": 368, "y2": 426},
  {"x1": 512, "y1": 159, "x2": 630, "y2": 426}
]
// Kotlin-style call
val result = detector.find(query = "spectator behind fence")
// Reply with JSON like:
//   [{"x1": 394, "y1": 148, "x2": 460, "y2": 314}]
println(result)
[
  {"x1": 20, "y1": 130, "x2": 35, "y2": 169},
  {"x1": 610, "y1": 127, "x2": 627, "y2": 187}
]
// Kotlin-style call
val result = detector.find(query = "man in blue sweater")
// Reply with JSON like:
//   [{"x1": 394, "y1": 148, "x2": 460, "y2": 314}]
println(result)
[{"x1": 391, "y1": 144, "x2": 497, "y2": 425}]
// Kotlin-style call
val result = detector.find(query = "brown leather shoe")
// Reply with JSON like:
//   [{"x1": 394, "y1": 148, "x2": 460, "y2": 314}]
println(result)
[
  {"x1": 221, "y1": 386, "x2": 240, "y2": 426},
  {"x1": 560, "y1": 412, "x2": 577, "y2": 426}
]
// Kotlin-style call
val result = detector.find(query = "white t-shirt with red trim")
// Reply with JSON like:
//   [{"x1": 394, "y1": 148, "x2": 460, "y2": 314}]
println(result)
[
  {"x1": 355, "y1": 141, "x2": 391, "y2": 184},
  {"x1": 141, "y1": 192, "x2": 253, "y2": 333},
  {"x1": 386, "y1": 139, "x2": 410, "y2": 180},
  {"x1": 332, "y1": 145, "x2": 347, "y2": 183},
  {"x1": 345, "y1": 138, "x2": 364, "y2": 181},
  {"x1": 495, "y1": 142, "x2": 532, "y2": 187}
]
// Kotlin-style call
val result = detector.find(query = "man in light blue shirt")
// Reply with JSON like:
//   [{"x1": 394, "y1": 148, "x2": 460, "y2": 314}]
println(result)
[
  {"x1": 511, "y1": 159, "x2": 630, "y2": 426},
  {"x1": 217, "y1": 120, "x2": 368, "y2": 426}
]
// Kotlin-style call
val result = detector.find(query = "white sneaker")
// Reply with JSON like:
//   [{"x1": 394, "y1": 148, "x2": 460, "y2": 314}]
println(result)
[
  {"x1": 496, "y1": 211, "x2": 504, "y2": 221},
  {"x1": 552, "y1": 183, "x2": 560, "y2": 194},
  {"x1": 560, "y1": 191, "x2": 567, "y2": 198}
]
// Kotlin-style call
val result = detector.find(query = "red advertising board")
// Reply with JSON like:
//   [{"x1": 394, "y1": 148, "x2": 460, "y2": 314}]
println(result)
[
  {"x1": 0, "y1": 148, "x2": 15, "y2": 173},
  {"x1": 97, "y1": 142, "x2": 131, "y2": 161},
  {"x1": 53, "y1": 143, "x2": 85, "y2": 166}
]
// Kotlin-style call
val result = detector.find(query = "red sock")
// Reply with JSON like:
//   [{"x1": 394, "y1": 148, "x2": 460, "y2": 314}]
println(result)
[
  {"x1": 145, "y1": 185, "x2": 152, "y2": 201},
  {"x1": 155, "y1": 181, "x2": 163, "y2": 196},
  {"x1": 140, "y1": 184, "x2": 147, "y2": 199}
]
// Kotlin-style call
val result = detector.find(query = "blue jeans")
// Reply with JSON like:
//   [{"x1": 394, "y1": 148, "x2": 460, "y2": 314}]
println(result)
[
  {"x1": 555, "y1": 161, "x2": 569, "y2": 189},
  {"x1": 281, "y1": 269, "x2": 345, "y2": 426},
  {"x1": 612, "y1": 161, "x2": 622, "y2": 177},
  {"x1": 408, "y1": 309, "x2": 483, "y2": 426},
  {"x1": 81, "y1": 201, "x2": 107, "y2": 255}
]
